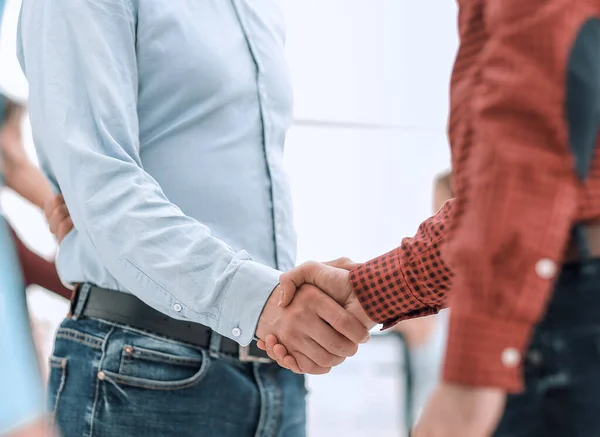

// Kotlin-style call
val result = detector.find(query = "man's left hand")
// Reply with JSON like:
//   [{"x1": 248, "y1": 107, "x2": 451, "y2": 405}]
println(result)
[{"x1": 412, "y1": 383, "x2": 506, "y2": 437}]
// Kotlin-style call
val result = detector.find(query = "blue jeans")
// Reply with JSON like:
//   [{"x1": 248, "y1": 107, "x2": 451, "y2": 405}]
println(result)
[
  {"x1": 494, "y1": 259, "x2": 600, "y2": 437},
  {"x1": 48, "y1": 316, "x2": 306, "y2": 437}
]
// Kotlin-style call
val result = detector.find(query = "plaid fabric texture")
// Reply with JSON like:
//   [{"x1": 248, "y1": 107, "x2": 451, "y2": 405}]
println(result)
[{"x1": 352, "y1": 0, "x2": 600, "y2": 392}]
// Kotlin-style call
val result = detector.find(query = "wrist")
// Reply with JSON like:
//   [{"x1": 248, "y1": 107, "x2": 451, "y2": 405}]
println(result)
[
  {"x1": 255, "y1": 285, "x2": 280, "y2": 339},
  {"x1": 346, "y1": 292, "x2": 377, "y2": 330}
]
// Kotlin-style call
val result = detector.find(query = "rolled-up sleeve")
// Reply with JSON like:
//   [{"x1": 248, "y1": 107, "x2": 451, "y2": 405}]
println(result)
[{"x1": 17, "y1": 0, "x2": 278, "y2": 345}]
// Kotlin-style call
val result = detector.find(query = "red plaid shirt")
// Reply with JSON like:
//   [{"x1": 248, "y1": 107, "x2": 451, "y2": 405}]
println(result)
[{"x1": 351, "y1": 0, "x2": 600, "y2": 392}]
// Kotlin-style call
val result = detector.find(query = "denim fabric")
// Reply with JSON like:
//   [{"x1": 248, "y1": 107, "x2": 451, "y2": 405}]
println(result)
[
  {"x1": 494, "y1": 259, "x2": 600, "y2": 437},
  {"x1": 48, "y1": 316, "x2": 306, "y2": 437}
]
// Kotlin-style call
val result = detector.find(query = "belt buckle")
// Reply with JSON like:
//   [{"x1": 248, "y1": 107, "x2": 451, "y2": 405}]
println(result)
[{"x1": 239, "y1": 345, "x2": 272, "y2": 364}]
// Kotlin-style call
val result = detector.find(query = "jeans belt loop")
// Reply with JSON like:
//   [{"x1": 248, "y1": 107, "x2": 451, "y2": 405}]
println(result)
[{"x1": 71, "y1": 283, "x2": 92, "y2": 321}]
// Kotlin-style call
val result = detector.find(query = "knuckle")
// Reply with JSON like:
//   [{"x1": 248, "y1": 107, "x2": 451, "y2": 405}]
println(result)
[
  {"x1": 333, "y1": 314, "x2": 350, "y2": 331},
  {"x1": 328, "y1": 339, "x2": 344, "y2": 355},
  {"x1": 330, "y1": 338, "x2": 355, "y2": 357},
  {"x1": 319, "y1": 355, "x2": 335, "y2": 368}
]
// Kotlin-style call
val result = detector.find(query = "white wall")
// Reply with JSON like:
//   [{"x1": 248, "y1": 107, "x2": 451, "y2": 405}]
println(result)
[{"x1": 281, "y1": 0, "x2": 458, "y2": 264}]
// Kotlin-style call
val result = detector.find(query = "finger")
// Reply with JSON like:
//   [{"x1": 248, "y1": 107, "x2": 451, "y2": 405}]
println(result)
[
  {"x1": 56, "y1": 217, "x2": 74, "y2": 244},
  {"x1": 265, "y1": 348, "x2": 284, "y2": 364},
  {"x1": 278, "y1": 285, "x2": 296, "y2": 308},
  {"x1": 48, "y1": 204, "x2": 70, "y2": 235},
  {"x1": 45, "y1": 194, "x2": 65, "y2": 220},
  {"x1": 290, "y1": 350, "x2": 332, "y2": 375},
  {"x1": 256, "y1": 339, "x2": 267, "y2": 351},
  {"x1": 265, "y1": 334, "x2": 279, "y2": 350},
  {"x1": 323, "y1": 257, "x2": 360, "y2": 271},
  {"x1": 279, "y1": 261, "x2": 323, "y2": 308},
  {"x1": 261, "y1": 346, "x2": 302, "y2": 373},
  {"x1": 272, "y1": 343, "x2": 289, "y2": 361},
  {"x1": 44, "y1": 195, "x2": 60, "y2": 220},
  {"x1": 313, "y1": 296, "x2": 370, "y2": 345},
  {"x1": 281, "y1": 355, "x2": 303, "y2": 373},
  {"x1": 303, "y1": 318, "x2": 357, "y2": 362}
]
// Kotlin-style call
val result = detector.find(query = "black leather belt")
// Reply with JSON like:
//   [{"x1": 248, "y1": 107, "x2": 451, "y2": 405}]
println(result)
[{"x1": 71, "y1": 284, "x2": 271, "y2": 363}]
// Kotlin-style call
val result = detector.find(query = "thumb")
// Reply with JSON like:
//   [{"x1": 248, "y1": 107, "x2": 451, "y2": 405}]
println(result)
[
  {"x1": 278, "y1": 261, "x2": 323, "y2": 307},
  {"x1": 323, "y1": 257, "x2": 360, "y2": 271},
  {"x1": 312, "y1": 265, "x2": 352, "y2": 305}
]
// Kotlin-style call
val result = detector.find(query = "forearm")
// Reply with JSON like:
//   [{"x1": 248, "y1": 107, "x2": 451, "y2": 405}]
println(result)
[
  {"x1": 13, "y1": 234, "x2": 71, "y2": 299},
  {"x1": 6, "y1": 164, "x2": 53, "y2": 210},
  {"x1": 351, "y1": 199, "x2": 454, "y2": 327}
]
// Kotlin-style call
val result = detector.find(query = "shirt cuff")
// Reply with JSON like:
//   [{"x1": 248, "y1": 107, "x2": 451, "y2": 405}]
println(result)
[
  {"x1": 350, "y1": 249, "x2": 438, "y2": 326},
  {"x1": 216, "y1": 260, "x2": 281, "y2": 346},
  {"x1": 443, "y1": 311, "x2": 534, "y2": 393}
]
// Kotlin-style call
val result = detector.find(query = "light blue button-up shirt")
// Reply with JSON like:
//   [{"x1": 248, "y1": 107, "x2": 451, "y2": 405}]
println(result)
[{"x1": 17, "y1": 0, "x2": 296, "y2": 346}]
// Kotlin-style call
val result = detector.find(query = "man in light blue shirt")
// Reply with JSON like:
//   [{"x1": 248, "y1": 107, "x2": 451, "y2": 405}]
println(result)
[{"x1": 17, "y1": 1, "x2": 370, "y2": 436}]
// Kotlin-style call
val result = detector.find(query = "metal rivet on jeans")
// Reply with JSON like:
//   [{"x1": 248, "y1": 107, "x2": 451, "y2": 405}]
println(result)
[
  {"x1": 124, "y1": 346, "x2": 133, "y2": 354},
  {"x1": 97, "y1": 371, "x2": 106, "y2": 380}
]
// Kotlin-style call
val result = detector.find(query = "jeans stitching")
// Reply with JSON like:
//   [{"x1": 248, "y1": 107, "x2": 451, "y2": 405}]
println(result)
[
  {"x1": 122, "y1": 344, "x2": 203, "y2": 367},
  {"x1": 87, "y1": 326, "x2": 115, "y2": 437},
  {"x1": 254, "y1": 364, "x2": 283, "y2": 437},
  {"x1": 48, "y1": 357, "x2": 68, "y2": 426},
  {"x1": 100, "y1": 348, "x2": 211, "y2": 391},
  {"x1": 56, "y1": 328, "x2": 103, "y2": 349}
]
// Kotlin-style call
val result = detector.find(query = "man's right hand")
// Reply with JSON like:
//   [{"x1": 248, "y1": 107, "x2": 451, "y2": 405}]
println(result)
[
  {"x1": 256, "y1": 283, "x2": 370, "y2": 374},
  {"x1": 257, "y1": 258, "x2": 377, "y2": 374}
]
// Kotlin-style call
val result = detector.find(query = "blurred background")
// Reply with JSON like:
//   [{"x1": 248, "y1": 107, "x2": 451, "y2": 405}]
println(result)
[{"x1": 0, "y1": 0, "x2": 458, "y2": 435}]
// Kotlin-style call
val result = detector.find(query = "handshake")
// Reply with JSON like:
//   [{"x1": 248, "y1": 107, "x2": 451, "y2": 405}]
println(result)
[{"x1": 255, "y1": 258, "x2": 376, "y2": 374}]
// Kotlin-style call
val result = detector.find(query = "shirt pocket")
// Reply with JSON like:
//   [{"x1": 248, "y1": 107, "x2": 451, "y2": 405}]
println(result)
[{"x1": 100, "y1": 343, "x2": 210, "y2": 391}]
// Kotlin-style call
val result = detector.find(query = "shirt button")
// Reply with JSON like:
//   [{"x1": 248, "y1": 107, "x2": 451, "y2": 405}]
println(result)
[
  {"x1": 173, "y1": 303, "x2": 183, "y2": 312},
  {"x1": 501, "y1": 347, "x2": 521, "y2": 368},
  {"x1": 535, "y1": 258, "x2": 557, "y2": 279},
  {"x1": 232, "y1": 327, "x2": 242, "y2": 338}
]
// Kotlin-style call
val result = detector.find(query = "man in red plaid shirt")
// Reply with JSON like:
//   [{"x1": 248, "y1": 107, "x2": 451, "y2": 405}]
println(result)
[{"x1": 257, "y1": 1, "x2": 600, "y2": 436}]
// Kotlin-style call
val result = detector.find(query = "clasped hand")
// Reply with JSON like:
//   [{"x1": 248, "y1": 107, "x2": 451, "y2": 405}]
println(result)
[{"x1": 255, "y1": 258, "x2": 376, "y2": 374}]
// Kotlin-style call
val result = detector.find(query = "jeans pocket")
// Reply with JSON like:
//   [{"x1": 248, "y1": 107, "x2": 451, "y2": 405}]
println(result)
[
  {"x1": 47, "y1": 356, "x2": 68, "y2": 419},
  {"x1": 101, "y1": 343, "x2": 210, "y2": 391}
]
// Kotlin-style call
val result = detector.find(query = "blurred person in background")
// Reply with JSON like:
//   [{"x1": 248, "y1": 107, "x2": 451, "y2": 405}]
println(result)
[
  {"x1": 0, "y1": 1, "x2": 68, "y2": 435},
  {"x1": 392, "y1": 171, "x2": 452, "y2": 422},
  {"x1": 17, "y1": 1, "x2": 370, "y2": 437},
  {"x1": 1, "y1": 97, "x2": 73, "y2": 380},
  {"x1": 0, "y1": 204, "x2": 51, "y2": 437},
  {"x1": 1, "y1": 98, "x2": 72, "y2": 300}
]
